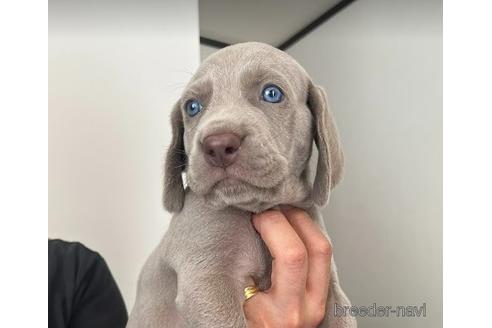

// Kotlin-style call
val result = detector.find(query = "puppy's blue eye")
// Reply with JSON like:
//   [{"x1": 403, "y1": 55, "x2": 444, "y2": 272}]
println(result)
[
  {"x1": 185, "y1": 99, "x2": 203, "y2": 117},
  {"x1": 262, "y1": 85, "x2": 284, "y2": 103}
]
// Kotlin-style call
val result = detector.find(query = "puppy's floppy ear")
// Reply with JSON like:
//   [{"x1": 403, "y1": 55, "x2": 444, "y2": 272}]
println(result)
[
  {"x1": 307, "y1": 82, "x2": 344, "y2": 206},
  {"x1": 163, "y1": 102, "x2": 186, "y2": 213}
]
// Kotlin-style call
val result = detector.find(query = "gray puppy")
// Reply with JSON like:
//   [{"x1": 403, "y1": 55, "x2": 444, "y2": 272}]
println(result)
[{"x1": 127, "y1": 42, "x2": 356, "y2": 328}]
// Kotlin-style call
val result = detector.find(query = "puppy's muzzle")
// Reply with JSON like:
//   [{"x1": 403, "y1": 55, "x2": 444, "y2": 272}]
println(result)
[{"x1": 201, "y1": 133, "x2": 242, "y2": 168}]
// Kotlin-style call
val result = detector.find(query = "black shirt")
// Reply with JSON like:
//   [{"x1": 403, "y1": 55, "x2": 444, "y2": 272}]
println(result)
[{"x1": 48, "y1": 239, "x2": 128, "y2": 328}]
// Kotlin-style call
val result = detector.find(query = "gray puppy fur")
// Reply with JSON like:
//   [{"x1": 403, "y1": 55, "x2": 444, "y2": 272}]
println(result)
[{"x1": 127, "y1": 42, "x2": 356, "y2": 328}]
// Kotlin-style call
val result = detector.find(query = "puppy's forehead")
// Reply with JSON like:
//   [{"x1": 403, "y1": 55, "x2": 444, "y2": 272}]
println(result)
[{"x1": 191, "y1": 42, "x2": 309, "y2": 89}]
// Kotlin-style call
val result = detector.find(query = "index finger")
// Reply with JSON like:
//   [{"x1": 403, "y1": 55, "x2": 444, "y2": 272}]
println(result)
[
  {"x1": 252, "y1": 210, "x2": 308, "y2": 308},
  {"x1": 281, "y1": 206, "x2": 332, "y2": 310}
]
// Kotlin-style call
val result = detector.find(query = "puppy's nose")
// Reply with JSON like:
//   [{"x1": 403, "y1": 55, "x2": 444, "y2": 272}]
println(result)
[{"x1": 201, "y1": 133, "x2": 241, "y2": 167}]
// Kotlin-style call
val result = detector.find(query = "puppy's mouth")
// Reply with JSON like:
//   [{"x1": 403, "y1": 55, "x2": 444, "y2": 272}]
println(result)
[
  {"x1": 208, "y1": 164, "x2": 285, "y2": 192},
  {"x1": 186, "y1": 126, "x2": 292, "y2": 211},
  {"x1": 186, "y1": 151, "x2": 312, "y2": 212},
  {"x1": 187, "y1": 152, "x2": 289, "y2": 196}
]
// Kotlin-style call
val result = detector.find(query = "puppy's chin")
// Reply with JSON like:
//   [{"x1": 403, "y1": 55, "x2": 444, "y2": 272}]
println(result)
[{"x1": 202, "y1": 176, "x2": 312, "y2": 213}]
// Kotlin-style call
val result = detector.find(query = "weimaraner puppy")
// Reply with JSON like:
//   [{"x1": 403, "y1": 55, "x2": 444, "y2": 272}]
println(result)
[{"x1": 127, "y1": 42, "x2": 356, "y2": 328}]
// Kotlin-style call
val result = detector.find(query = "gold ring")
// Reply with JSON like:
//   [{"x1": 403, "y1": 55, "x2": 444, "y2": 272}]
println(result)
[{"x1": 244, "y1": 285, "x2": 259, "y2": 301}]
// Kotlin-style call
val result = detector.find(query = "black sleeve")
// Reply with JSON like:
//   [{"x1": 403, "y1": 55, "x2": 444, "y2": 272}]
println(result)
[{"x1": 48, "y1": 239, "x2": 128, "y2": 328}]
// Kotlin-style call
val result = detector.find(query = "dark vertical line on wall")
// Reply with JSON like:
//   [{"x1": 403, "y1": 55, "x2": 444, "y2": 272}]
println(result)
[{"x1": 277, "y1": 0, "x2": 357, "y2": 50}]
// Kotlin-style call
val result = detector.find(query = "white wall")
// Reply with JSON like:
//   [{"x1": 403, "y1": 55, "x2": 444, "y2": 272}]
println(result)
[
  {"x1": 49, "y1": 0, "x2": 199, "y2": 308},
  {"x1": 286, "y1": 1, "x2": 442, "y2": 327}
]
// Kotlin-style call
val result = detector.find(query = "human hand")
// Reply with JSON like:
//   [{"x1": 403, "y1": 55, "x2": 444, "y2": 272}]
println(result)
[{"x1": 244, "y1": 206, "x2": 332, "y2": 328}]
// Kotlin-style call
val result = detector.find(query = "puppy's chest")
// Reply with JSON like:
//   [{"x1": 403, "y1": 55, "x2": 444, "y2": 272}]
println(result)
[{"x1": 165, "y1": 195, "x2": 270, "y2": 279}]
